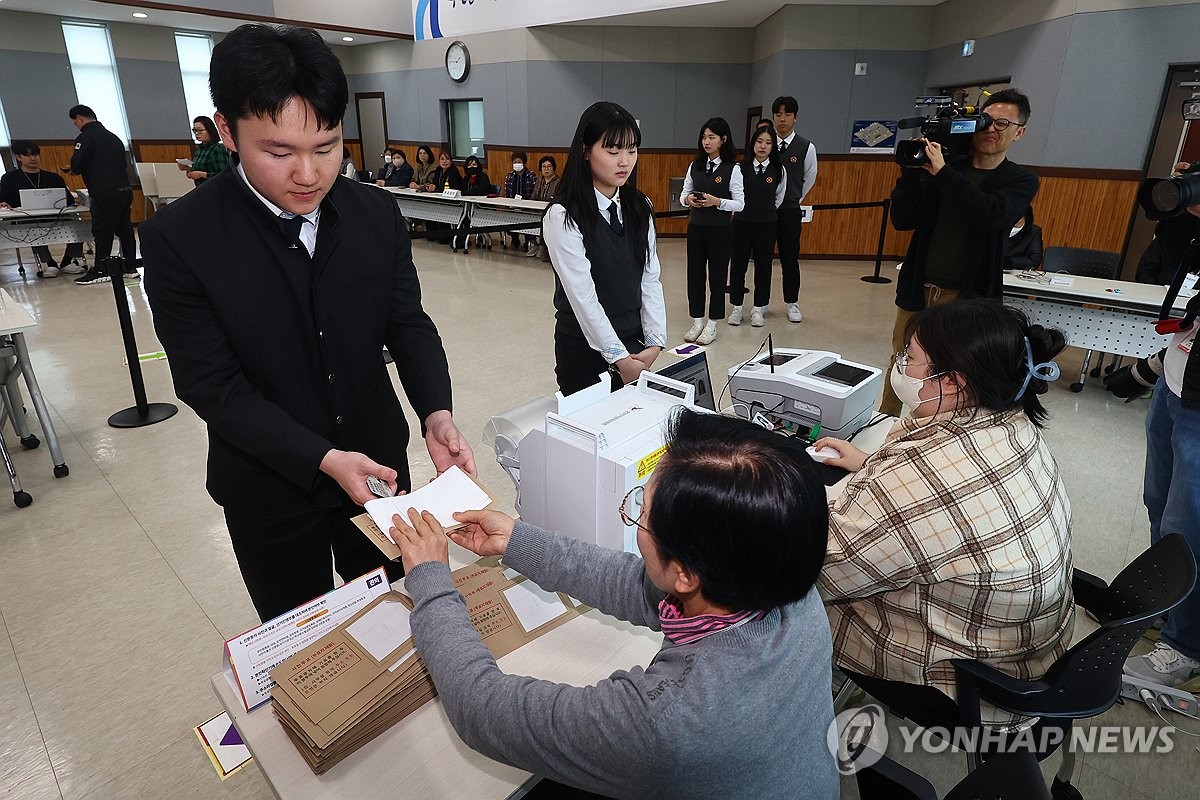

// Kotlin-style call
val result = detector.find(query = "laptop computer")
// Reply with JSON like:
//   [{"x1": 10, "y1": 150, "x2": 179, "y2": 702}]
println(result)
[
  {"x1": 655, "y1": 351, "x2": 716, "y2": 411},
  {"x1": 18, "y1": 188, "x2": 69, "y2": 211}
]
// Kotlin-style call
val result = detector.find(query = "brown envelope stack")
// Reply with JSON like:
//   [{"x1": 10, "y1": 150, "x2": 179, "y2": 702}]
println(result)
[{"x1": 269, "y1": 561, "x2": 585, "y2": 774}]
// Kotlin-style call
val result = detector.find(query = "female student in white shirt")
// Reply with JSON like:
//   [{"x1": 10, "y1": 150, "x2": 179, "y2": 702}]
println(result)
[
  {"x1": 728, "y1": 125, "x2": 787, "y2": 328},
  {"x1": 679, "y1": 117, "x2": 744, "y2": 345},
  {"x1": 542, "y1": 101, "x2": 668, "y2": 396}
]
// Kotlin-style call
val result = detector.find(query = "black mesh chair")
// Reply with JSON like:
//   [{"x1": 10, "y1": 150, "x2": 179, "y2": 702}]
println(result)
[
  {"x1": 856, "y1": 749, "x2": 1050, "y2": 800},
  {"x1": 1041, "y1": 246, "x2": 1123, "y2": 392},
  {"x1": 841, "y1": 533, "x2": 1196, "y2": 800}
]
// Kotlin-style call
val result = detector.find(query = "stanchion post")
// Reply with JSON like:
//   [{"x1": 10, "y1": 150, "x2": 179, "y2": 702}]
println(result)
[
  {"x1": 861, "y1": 198, "x2": 893, "y2": 284},
  {"x1": 106, "y1": 256, "x2": 178, "y2": 428}
]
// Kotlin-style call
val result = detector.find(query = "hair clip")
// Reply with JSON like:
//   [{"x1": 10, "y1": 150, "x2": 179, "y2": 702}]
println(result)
[{"x1": 1013, "y1": 336, "x2": 1060, "y2": 402}]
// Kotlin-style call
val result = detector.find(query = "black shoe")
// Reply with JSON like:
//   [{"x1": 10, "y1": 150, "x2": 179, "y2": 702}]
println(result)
[{"x1": 74, "y1": 266, "x2": 111, "y2": 285}]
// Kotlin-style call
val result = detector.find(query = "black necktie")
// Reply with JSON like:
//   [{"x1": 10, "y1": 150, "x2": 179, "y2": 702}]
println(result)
[
  {"x1": 706, "y1": 161, "x2": 715, "y2": 175},
  {"x1": 607, "y1": 203, "x2": 623, "y2": 237},
  {"x1": 281, "y1": 213, "x2": 305, "y2": 244},
  {"x1": 757, "y1": 164, "x2": 764, "y2": 176},
  {"x1": 779, "y1": 140, "x2": 788, "y2": 153}
]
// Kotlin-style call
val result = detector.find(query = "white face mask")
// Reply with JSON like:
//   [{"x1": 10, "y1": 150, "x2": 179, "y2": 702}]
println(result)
[
  {"x1": 512, "y1": 163, "x2": 524, "y2": 172},
  {"x1": 889, "y1": 361, "x2": 946, "y2": 413}
]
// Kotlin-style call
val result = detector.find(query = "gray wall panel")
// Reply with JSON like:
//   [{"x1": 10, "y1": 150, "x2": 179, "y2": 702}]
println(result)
[
  {"x1": 505, "y1": 61, "x2": 529, "y2": 147},
  {"x1": 600, "y1": 61, "x2": 678, "y2": 148},
  {"x1": 526, "y1": 60, "x2": 603, "y2": 147},
  {"x1": 0, "y1": 50, "x2": 77, "y2": 140},
  {"x1": 1044, "y1": 5, "x2": 1200, "y2": 170},
  {"x1": 675, "y1": 63, "x2": 753, "y2": 151},
  {"x1": 846, "y1": 50, "x2": 930, "y2": 135},
  {"x1": 750, "y1": 51, "x2": 784, "y2": 116},
  {"x1": 117, "y1": 58, "x2": 190, "y2": 140},
  {"x1": 782, "y1": 50, "x2": 856, "y2": 154}
]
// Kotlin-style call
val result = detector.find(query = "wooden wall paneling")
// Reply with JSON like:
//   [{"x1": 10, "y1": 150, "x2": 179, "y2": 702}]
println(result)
[
  {"x1": 344, "y1": 139, "x2": 363, "y2": 172},
  {"x1": 133, "y1": 141, "x2": 195, "y2": 164},
  {"x1": 1029, "y1": 175, "x2": 1139, "y2": 255}
]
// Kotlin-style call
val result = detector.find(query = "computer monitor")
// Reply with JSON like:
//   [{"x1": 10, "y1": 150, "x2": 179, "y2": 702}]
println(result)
[
  {"x1": 18, "y1": 188, "x2": 68, "y2": 210},
  {"x1": 656, "y1": 351, "x2": 716, "y2": 411}
]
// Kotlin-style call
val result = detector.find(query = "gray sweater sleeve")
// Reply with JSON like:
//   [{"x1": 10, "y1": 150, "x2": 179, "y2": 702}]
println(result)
[
  {"x1": 503, "y1": 521, "x2": 664, "y2": 630},
  {"x1": 405, "y1": 560, "x2": 659, "y2": 797}
]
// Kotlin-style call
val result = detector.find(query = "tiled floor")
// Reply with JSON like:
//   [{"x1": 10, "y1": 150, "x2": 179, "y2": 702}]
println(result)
[{"x1": 0, "y1": 235, "x2": 1191, "y2": 799}]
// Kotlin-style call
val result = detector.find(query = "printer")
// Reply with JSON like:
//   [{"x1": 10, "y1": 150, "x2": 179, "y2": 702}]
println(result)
[
  {"x1": 484, "y1": 371, "x2": 699, "y2": 556},
  {"x1": 727, "y1": 348, "x2": 882, "y2": 437}
]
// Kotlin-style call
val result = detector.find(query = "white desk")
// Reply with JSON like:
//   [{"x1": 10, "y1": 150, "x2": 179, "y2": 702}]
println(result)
[
  {"x1": 0, "y1": 288, "x2": 69, "y2": 504},
  {"x1": 0, "y1": 208, "x2": 92, "y2": 277},
  {"x1": 209, "y1": 410, "x2": 891, "y2": 798},
  {"x1": 378, "y1": 188, "x2": 549, "y2": 254},
  {"x1": 1002, "y1": 272, "x2": 1194, "y2": 388},
  {"x1": 381, "y1": 187, "x2": 470, "y2": 227}
]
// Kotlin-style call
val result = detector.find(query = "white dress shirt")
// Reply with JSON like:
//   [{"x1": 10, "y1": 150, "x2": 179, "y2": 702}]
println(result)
[
  {"x1": 679, "y1": 156, "x2": 746, "y2": 213},
  {"x1": 543, "y1": 187, "x2": 668, "y2": 364},
  {"x1": 237, "y1": 163, "x2": 320, "y2": 256},
  {"x1": 776, "y1": 131, "x2": 819, "y2": 203}
]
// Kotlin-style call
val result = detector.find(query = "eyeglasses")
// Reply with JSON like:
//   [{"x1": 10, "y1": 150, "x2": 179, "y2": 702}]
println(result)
[
  {"x1": 618, "y1": 485, "x2": 650, "y2": 534},
  {"x1": 989, "y1": 119, "x2": 1024, "y2": 132},
  {"x1": 894, "y1": 348, "x2": 932, "y2": 372},
  {"x1": 191, "y1": 128, "x2": 206, "y2": 133}
]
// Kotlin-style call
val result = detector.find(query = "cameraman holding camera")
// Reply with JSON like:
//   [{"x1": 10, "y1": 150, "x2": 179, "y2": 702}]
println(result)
[
  {"x1": 880, "y1": 89, "x2": 1039, "y2": 416},
  {"x1": 1105, "y1": 167, "x2": 1200, "y2": 689}
]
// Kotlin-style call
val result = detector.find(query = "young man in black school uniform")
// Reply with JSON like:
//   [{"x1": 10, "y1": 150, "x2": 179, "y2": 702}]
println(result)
[
  {"x1": 772, "y1": 96, "x2": 818, "y2": 324},
  {"x1": 140, "y1": 24, "x2": 475, "y2": 623}
]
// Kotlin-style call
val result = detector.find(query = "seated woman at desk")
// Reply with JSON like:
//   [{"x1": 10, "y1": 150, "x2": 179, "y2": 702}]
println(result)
[
  {"x1": 411, "y1": 144, "x2": 438, "y2": 191},
  {"x1": 391, "y1": 410, "x2": 838, "y2": 799},
  {"x1": 377, "y1": 148, "x2": 414, "y2": 188},
  {"x1": 814, "y1": 298, "x2": 1075, "y2": 731},
  {"x1": 426, "y1": 151, "x2": 463, "y2": 245}
]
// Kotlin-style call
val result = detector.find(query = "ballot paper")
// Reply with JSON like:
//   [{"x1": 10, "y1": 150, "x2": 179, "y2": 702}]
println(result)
[
  {"x1": 223, "y1": 568, "x2": 390, "y2": 710},
  {"x1": 365, "y1": 465, "x2": 493, "y2": 545},
  {"x1": 503, "y1": 581, "x2": 570, "y2": 633}
]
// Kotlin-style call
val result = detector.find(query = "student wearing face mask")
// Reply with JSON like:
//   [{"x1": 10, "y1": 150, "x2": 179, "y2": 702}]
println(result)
[
  {"x1": 813, "y1": 298, "x2": 1075, "y2": 732},
  {"x1": 1004, "y1": 206, "x2": 1043, "y2": 271},
  {"x1": 377, "y1": 149, "x2": 414, "y2": 188},
  {"x1": 454, "y1": 156, "x2": 492, "y2": 251},
  {"x1": 503, "y1": 151, "x2": 537, "y2": 253}
]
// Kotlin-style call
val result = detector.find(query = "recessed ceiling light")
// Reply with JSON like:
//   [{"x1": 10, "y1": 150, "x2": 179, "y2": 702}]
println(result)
[
  {"x1": 342, "y1": 36, "x2": 354, "y2": 42},
  {"x1": 132, "y1": 12, "x2": 148, "y2": 18}
]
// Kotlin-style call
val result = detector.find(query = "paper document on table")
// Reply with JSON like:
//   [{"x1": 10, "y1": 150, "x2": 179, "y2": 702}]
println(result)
[
  {"x1": 347, "y1": 598, "x2": 413, "y2": 661},
  {"x1": 365, "y1": 465, "x2": 493, "y2": 545},
  {"x1": 503, "y1": 581, "x2": 569, "y2": 633},
  {"x1": 176, "y1": 158, "x2": 193, "y2": 167}
]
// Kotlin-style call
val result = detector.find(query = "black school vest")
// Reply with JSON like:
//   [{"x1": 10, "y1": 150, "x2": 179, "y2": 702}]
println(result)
[
  {"x1": 735, "y1": 161, "x2": 780, "y2": 224},
  {"x1": 688, "y1": 160, "x2": 736, "y2": 227},
  {"x1": 553, "y1": 215, "x2": 645, "y2": 338},
  {"x1": 778, "y1": 133, "x2": 811, "y2": 209}
]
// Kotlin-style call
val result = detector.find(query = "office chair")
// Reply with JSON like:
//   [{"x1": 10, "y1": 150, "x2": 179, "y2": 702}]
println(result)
[
  {"x1": 841, "y1": 533, "x2": 1196, "y2": 800},
  {"x1": 1041, "y1": 246, "x2": 1123, "y2": 392},
  {"x1": 855, "y1": 748, "x2": 1050, "y2": 800}
]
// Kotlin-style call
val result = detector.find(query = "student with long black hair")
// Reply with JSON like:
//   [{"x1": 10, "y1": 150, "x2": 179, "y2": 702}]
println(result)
[
  {"x1": 542, "y1": 101, "x2": 667, "y2": 396},
  {"x1": 728, "y1": 125, "x2": 787, "y2": 327},
  {"x1": 679, "y1": 117, "x2": 743, "y2": 345}
]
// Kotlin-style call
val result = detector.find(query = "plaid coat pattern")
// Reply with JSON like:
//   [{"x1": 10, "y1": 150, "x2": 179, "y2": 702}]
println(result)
[{"x1": 820, "y1": 408, "x2": 1075, "y2": 730}]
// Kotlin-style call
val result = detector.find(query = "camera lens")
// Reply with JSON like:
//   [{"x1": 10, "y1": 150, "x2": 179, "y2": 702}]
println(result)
[{"x1": 1151, "y1": 180, "x2": 1181, "y2": 212}]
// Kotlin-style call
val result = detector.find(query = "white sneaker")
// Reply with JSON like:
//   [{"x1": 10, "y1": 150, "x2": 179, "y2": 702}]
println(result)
[
  {"x1": 750, "y1": 307, "x2": 766, "y2": 327},
  {"x1": 1123, "y1": 642, "x2": 1200, "y2": 689},
  {"x1": 60, "y1": 260, "x2": 86, "y2": 275},
  {"x1": 787, "y1": 303, "x2": 803, "y2": 323},
  {"x1": 684, "y1": 320, "x2": 704, "y2": 342},
  {"x1": 41, "y1": 265, "x2": 60, "y2": 278},
  {"x1": 727, "y1": 306, "x2": 744, "y2": 326},
  {"x1": 696, "y1": 321, "x2": 718, "y2": 345}
]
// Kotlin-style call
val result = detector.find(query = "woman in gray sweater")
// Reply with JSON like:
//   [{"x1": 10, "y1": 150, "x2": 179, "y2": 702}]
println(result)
[{"x1": 391, "y1": 409, "x2": 838, "y2": 799}]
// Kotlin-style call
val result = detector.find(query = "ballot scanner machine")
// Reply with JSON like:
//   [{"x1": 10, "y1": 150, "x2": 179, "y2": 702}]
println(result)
[
  {"x1": 727, "y1": 348, "x2": 883, "y2": 437},
  {"x1": 484, "y1": 371, "x2": 699, "y2": 555}
]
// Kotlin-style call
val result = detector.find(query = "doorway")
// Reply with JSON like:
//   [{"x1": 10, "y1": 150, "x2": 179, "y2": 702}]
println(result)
[
  {"x1": 355, "y1": 92, "x2": 388, "y2": 177},
  {"x1": 745, "y1": 106, "x2": 763, "y2": 154}
]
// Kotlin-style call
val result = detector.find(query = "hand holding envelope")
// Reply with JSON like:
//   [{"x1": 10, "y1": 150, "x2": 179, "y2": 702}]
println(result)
[{"x1": 390, "y1": 508, "x2": 450, "y2": 572}]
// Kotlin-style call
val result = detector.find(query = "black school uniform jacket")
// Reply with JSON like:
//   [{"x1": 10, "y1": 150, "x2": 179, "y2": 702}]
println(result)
[{"x1": 141, "y1": 169, "x2": 453, "y2": 510}]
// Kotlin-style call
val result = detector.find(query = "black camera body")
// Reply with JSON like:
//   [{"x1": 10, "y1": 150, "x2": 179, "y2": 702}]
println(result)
[
  {"x1": 1138, "y1": 163, "x2": 1200, "y2": 221},
  {"x1": 895, "y1": 95, "x2": 993, "y2": 168}
]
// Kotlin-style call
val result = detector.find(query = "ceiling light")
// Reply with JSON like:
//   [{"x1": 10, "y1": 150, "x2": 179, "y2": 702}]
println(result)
[
  {"x1": 132, "y1": 12, "x2": 148, "y2": 18},
  {"x1": 342, "y1": 36, "x2": 354, "y2": 42}
]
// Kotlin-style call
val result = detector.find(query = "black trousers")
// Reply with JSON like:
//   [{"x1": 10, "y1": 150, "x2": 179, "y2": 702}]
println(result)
[
  {"x1": 686, "y1": 224, "x2": 732, "y2": 320},
  {"x1": 554, "y1": 329, "x2": 643, "y2": 397},
  {"x1": 225, "y1": 499, "x2": 407, "y2": 623},
  {"x1": 90, "y1": 189, "x2": 136, "y2": 263},
  {"x1": 775, "y1": 207, "x2": 804, "y2": 303},
  {"x1": 728, "y1": 219, "x2": 777, "y2": 307}
]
